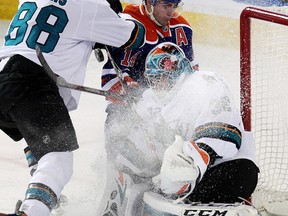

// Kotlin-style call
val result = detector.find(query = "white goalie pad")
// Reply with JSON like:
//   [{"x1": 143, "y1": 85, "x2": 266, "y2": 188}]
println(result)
[{"x1": 142, "y1": 191, "x2": 259, "y2": 216}]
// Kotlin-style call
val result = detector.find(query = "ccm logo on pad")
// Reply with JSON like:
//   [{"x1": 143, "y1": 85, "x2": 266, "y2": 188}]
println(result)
[{"x1": 183, "y1": 209, "x2": 228, "y2": 216}]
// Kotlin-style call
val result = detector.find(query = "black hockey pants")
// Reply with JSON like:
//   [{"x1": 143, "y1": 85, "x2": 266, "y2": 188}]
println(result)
[{"x1": 0, "y1": 55, "x2": 79, "y2": 160}]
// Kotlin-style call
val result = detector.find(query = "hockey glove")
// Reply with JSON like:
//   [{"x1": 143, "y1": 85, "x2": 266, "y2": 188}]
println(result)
[
  {"x1": 153, "y1": 135, "x2": 200, "y2": 196},
  {"x1": 107, "y1": 71, "x2": 143, "y2": 104}
]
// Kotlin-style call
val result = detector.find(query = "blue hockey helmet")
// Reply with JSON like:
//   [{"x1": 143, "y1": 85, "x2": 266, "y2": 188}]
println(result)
[{"x1": 144, "y1": 42, "x2": 192, "y2": 90}]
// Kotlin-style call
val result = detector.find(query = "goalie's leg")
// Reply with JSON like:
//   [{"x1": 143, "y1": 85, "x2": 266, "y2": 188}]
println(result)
[
  {"x1": 97, "y1": 162, "x2": 132, "y2": 216},
  {"x1": 97, "y1": 162, "x2": 152, "y2": 216},
  {"x1": 143, "y1": 191, "x2": 259, "y2": 216},
  {"x1": 187, "y1": 159, "x2": 259, "y2": 203}
]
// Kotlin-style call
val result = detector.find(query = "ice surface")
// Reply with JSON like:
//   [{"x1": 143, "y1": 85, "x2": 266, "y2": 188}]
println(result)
[{"x1": 0, "y1": 0, "x2": 255, "y2": 214}]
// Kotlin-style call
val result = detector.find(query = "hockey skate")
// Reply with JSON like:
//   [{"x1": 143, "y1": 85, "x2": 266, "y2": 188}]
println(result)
[
  {"x1": 0, "y1": 212, "x2": 27, "y2": 216},
  {"x1": 0, "y1": 200, "x2": 26, "y2": 216},
  {"x1": 0, "y1": 194, "x2": 68, "y2": 216},
  {"x1": 0, "y1": 213, "x2": 26, "y2": 216}
]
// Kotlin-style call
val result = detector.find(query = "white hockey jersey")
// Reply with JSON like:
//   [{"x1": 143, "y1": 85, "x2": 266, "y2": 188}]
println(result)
[
  {"x1": 0, "y1": 0, "x2": 144, "y2": 110},
  {"x1": 128, "y1": 70, "x2": 257, "y2": 178}
]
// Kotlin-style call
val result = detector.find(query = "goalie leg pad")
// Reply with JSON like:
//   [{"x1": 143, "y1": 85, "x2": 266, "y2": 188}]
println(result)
[
  {"x1": 98, "y1": 163, "x2": 152, "y2": 216},
  {"x1": 143, "y1": 191, "x2": 259, "y2": 216},
  {"x1": 97, "y1": 164, "x2": 133, "y2": 216}
]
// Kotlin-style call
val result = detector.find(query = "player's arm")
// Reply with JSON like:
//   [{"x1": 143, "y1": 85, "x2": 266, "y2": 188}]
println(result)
[
  {"x1": 119, "y1": 17, "x2": 146, "y2": 50},
  {"x1": 85, "y1": 2, "x2": 146, "y2": 50},
  {"x1": 93, "y1": 0, "x2": 124, "y2": 54}
]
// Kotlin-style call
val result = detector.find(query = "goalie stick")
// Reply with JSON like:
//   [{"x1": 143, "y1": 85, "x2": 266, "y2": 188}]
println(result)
[{"x1": 35, "y1": 45, "x2": 125, "y2": 100}]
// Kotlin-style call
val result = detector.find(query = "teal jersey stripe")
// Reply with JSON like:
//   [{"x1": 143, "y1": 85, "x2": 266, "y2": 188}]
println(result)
[
  {"x1": 122, "y1": 19, "x2": 146, "y2": 50},
  {"x1": 25, "y1": 183, "x2": 58, "y2": 210},
  {"x1": 193, "y1": 122, "x2": 242, "y2": 149}
]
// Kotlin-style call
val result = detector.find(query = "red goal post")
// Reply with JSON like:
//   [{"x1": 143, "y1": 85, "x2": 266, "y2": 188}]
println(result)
[
  {"x1": 240, "y1": 6, "x2": 288, "y2": 131},
  {"x1": 240, "y1": 7, "x2": 288, "y2": 214}
]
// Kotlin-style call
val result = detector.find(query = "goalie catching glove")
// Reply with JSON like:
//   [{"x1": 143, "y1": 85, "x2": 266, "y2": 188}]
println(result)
[{"x1": 153, "y1": 135, "x2": 200, "y2": 196}]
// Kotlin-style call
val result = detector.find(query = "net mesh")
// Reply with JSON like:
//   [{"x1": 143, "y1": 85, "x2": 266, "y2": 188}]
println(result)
[{"x1": 247, "y1": 7, "x2": 288, "y2": 210}]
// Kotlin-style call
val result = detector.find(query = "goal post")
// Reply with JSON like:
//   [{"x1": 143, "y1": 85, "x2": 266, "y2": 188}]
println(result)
[
  {"x1": 240, "y1": 7, "x2": 288, "y2": 215},
  {"x1": 240, "y1": 6, "x2": 288, "y2": 131}
]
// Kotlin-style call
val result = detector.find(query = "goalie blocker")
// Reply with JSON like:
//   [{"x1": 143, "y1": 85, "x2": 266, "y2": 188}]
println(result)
[{"x1": 142, "y1": 192, "x2": 258, "y2": 216}]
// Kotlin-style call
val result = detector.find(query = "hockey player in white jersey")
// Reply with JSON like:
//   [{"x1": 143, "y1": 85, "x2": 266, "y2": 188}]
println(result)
[
  {"x1": 98, "y1": 42, "x2": 259, "y2": 215},
  {"x1": 0, "y1": 0, "x2": 145, "y2": 215}
]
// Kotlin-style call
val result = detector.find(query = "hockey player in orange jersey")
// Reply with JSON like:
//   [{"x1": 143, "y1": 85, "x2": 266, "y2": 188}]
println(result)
[{"x1": 101, "y1": 0, "x2": 197, "y2": 99}]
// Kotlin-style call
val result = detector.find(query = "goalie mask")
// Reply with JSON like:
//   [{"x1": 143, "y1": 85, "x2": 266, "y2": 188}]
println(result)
[{"x1": 144, "y1": 42, "x2": 193, "y2": 91}]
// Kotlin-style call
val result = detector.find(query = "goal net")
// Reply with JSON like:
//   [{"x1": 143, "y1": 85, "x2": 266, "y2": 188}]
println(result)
[{"x1": 240, "y1": 7, "x2": 288, "y2": 215}]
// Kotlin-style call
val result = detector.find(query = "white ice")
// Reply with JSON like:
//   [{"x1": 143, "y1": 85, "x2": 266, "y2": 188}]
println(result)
[{"x1": 0, "y1": 0, "x2": 259, "y2": 214}]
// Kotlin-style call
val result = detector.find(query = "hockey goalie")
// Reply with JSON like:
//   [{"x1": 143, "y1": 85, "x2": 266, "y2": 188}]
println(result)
[{"x1": 97, "y1": 42, "x2": 260, "y2": 216}]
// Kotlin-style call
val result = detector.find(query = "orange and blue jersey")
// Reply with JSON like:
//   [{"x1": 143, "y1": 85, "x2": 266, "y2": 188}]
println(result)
[{"x1": 101, "y1": 3, "x2": 194, "y2": 95}]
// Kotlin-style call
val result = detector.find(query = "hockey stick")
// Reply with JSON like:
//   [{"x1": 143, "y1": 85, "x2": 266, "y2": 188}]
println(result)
[
  {"x1": 104, "y1": 45, "x2": 128, "y2": 92},
  {"x1": 35, "y1": 46, "x2": 125, "y2": 100}
]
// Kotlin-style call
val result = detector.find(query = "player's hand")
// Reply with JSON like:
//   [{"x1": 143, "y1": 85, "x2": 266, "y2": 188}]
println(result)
[
  {"x1": 121, "y1": 71, "x2": 144, "y2": 104},
  {"x1": 106, "y1": 72, "x2": 143, "y2": 104},
  {"x1": 153, "y1": 135, "x2": 200, "y2": 196}
]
